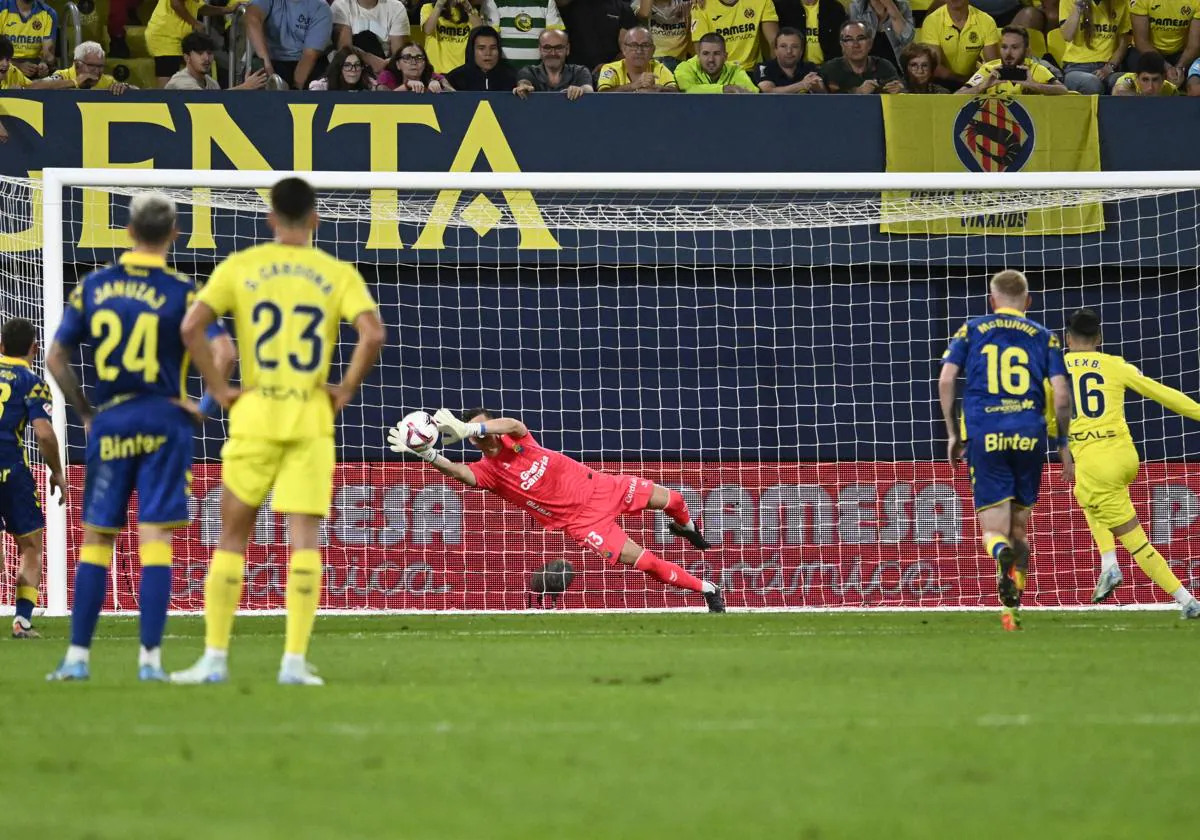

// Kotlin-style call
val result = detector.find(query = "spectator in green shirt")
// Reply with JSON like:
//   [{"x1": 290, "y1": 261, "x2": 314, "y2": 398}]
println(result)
[{"x1": 674, "y1": 32, "x2": 759, "y2": 90}]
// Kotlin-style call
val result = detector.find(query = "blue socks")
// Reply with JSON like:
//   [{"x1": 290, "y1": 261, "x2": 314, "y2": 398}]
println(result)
[
  {"x1": 70, "y1": 561, "x2": 108, "y2": 648},
  {"x1": 138, "y1": 565, "x2": 171, "y2": 650},
  {"x1": 15, "y1": 596, "x2": 34, "y2": 623}
]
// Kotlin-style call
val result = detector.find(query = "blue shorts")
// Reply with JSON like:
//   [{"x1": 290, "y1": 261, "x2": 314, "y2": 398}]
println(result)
[
  {"x1": 83, "y1": 398, "x2": 194, "y2": 532},
  {"x1": 966, "y1": 430, "x2": 1045, "y2": 511},
  {"x1": 0, "y1": 464, "x2": 43, "y2": 536}
]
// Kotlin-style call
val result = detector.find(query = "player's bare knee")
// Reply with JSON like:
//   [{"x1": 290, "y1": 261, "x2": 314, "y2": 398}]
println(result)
[
  {"x1": 138, "y1": 524, "x2": 174, "y2": 546},
  {"x1": 287, "y1": 514, "x2": 322, "y2": 552},
  {"x1": 15, "y1": 530, "x2": 42, "y2": 562},
  {"x1": 617, "y1": 540, "x2": 643, "y2": 567},
  {"x1": 82, "y1": 528, "x2": 117, "y2": 549},
  {"x1": 218, "y1": 490, "x2": 259, "y2": 551}
]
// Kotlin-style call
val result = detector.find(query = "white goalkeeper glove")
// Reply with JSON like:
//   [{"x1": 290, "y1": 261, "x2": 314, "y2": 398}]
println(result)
[
  {"x1": 432, "y1": 408, "x2": 486, "y2": 445},
  {"x1": 387, "y1": 422, "x2": 439, "y2": 463}
]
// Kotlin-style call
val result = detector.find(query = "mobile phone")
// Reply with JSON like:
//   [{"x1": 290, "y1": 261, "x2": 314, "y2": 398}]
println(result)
[{"x1": 996, "y1": 65, "x2": 1028, "y2": 81}]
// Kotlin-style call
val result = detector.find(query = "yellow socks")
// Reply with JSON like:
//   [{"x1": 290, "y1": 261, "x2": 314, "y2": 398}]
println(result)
[
  {"x1": 984, "y1": 535, "x2": 1010, "y2": 561},
  {"x1": 1118, "y1": 525, "x2": 1183, "y2": 596},
  {"x1": 140, "y1": 540, "x2": 171, "y2": 568},
  {"x1": 285, "y1": 549, "x2": 322, "y2": 657},
  {"x1": 80, "y1": 544, "x2": 112, "y2": 568},
  {"x1": 204, "y1": 550, "x2": 244, "y2": 652}
]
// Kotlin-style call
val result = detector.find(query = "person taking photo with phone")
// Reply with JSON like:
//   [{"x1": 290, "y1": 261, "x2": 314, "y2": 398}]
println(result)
[{"x1": 958, "y1": 24, "x2": 1067, "y2": 93}]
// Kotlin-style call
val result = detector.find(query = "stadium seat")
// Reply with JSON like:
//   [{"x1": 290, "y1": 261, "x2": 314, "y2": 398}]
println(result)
[
  {"x1": 106, "y1": 56, "x2": 155, "y2": 88},
  {"x1": 78, "y1": 0, "x2": 109, "y2": 48},
  {"x1": 1027, "y1": 27, "x2": 1047, "y2": 61},
  {"x1": 1046, "y1": 28, "x2": 1067, "y2": 65},
  {"x1": 123, "y1": 24, "x2": 148, "y2": 56}
]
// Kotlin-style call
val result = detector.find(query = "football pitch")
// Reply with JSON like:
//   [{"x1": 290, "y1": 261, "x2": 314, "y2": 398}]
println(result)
[{"x1": 4, "y1": 611, "x2": 1197, "y2": 839}]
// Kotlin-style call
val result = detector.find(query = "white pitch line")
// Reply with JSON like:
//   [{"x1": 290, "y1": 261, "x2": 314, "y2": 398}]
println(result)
[{"x1": 55, "y1": 713, "x2": 1200, "y2": 740}]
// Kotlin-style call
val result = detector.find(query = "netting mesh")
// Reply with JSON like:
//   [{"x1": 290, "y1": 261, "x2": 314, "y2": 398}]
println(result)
[
  {"x1": 5, "y1": 177, "x2": 1189, "y2": 231},
  {"x1": 5, "y1": 173, "x2": 1200, "y2": 614}
]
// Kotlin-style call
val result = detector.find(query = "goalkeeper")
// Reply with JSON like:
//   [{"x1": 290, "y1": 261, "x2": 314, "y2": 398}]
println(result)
[
  {"x1": 390, "y1": 409, "x2": 727, "y2": 612},
  {"x1": 1064, "y1": 308, "x2": 1200, "y2": 618}
]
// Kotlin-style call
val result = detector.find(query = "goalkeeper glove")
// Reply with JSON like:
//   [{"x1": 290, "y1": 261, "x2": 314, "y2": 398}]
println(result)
[
  {"x1": 387, "y1": 423, "x2": 439, "y2": 463},
  {"x1": 432, "y1": 408, "x2": 486, "y2": 445}
]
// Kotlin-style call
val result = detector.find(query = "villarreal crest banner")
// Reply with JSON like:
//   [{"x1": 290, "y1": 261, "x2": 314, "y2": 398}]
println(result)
[{"x1": 880, "y1": 94, "x2": 1103, "y2": 235}]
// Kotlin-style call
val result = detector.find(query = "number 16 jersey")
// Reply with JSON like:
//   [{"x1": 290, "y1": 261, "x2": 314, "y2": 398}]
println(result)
[
  {"x1": 942, "y1": 305, "x2": 1067, "y2": 439},
  {"x1": 198, "y1": 242, "x2": 377, "y2": 442}
]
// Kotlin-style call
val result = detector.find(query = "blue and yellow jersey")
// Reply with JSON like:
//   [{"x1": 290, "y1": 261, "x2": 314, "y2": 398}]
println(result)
[
  {"x1": 54, "y1": 252, "x2": 198, "y2": 410},
  {"x1": 198, "y1": 241, "x2": 377, "y2": 442},
  {"x1": 0, "y1": 0, "x2": 57, "y2": 60},
  {"x1": 0, "y1": 355, "x2": 50, "y2": 468},
  {"x1": 1066, "y1": 350, "x2": 1200, "y2": 457},
  {"x1": 942, "y1": 306, "x2": 1067, "y2": 438}
]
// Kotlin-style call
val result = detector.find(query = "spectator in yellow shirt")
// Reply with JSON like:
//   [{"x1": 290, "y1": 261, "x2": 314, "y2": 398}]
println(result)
[
  {"x1": 0, "y1": 0, "x2": 56, "y2": 79},
  {"x1": 597, "y1": 25, "x2": 680, "y2": 87},
  {"x1": 1060, "y1": 0, "x2": 1129, "y2": 92},
  {"x1": 958, "y1": 24, "x2": 1066, "y2": 92},
  {"x1": 1113, "y1": 48, "x2": 1179, "y2": 92},
  {"x1": 916, "y1": 0, "x2": 1000, "y2": 86},
  {"x1": 690, "y1": 0, "x2": 780, "y2": 70},
  {"x1": 675, "y1": 31, "x2": 759, "y2": 88},
  {"x1": 41, "y1": 41, "x2": 134, "y2": 92},
  {"x1": 635, "y1": 0, "x2": 692, "y2": 70},
  {"x1": 421, "y1": 0, "x2": 500, "y2": 72},
  {"x1": 1129, "y1": 0, "x2": 1199, "y2": 84}
]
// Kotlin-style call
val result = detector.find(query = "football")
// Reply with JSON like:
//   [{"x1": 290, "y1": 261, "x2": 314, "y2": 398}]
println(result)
[{"x1": 400, "y1": 410, "x2": 439, "y2": 451}]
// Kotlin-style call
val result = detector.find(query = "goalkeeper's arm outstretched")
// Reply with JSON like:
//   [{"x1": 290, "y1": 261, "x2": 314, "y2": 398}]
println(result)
[{"x1": 387, "y1": 408, "x2": 726, "y2": 612}]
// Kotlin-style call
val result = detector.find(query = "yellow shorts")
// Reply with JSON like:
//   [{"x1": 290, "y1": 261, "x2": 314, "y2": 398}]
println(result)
[
  {"x1": 221, "y1": 436, "x2": 335, "y2": 517},
  {"x1": 1072, "y1": 445, "x2": 1139, "y2": 530},
  {"x1": 145, "y1": 30, "x2": 185, "y2": 57}
]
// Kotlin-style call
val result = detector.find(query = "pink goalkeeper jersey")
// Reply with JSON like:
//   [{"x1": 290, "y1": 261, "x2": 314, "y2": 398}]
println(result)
[{"x1": 467, "y1": 432, "x2": 599, "y2": 530}]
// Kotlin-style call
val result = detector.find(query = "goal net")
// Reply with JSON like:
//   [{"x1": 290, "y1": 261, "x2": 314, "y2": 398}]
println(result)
[{"x1": 7, "y1": 169, "x2": 1200, "y2": 615}]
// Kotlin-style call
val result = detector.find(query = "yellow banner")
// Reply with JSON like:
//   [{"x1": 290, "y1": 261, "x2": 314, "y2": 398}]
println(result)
[{"x1": 880, "y1": 94, "x2": 1103, "y2": 235}]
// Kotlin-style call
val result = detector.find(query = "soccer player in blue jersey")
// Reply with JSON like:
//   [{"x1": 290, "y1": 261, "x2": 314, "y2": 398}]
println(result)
[
  {"x1": 45, "y1": 192, "x2": 218, "y2": 681},
  {"x1": 0, "y1": 318, "x2": 67, "y2": 638},
  {"x1": 939, "y1": 269, "x2": 1073, "y2": 631}
]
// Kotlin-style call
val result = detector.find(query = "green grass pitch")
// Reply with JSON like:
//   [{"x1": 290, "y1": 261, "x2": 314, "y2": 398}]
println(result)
[{"x1": 4, "y1": 611, "x2": 1197, "y2": 839}]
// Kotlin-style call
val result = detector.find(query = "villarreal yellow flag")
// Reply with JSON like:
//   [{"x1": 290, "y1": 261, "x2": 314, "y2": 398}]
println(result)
[{"x1": 880, "y1": 94, "x2": 1103, "y2": 235}]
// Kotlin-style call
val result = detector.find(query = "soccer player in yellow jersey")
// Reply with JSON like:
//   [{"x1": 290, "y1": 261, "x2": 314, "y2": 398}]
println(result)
[
  {"x1": 690, "y1": 0, "x2": 779, "y2": 70},
  {"x1": 1063, "y1": 309, "x2": 1200, "y2": 619},
  {"x1": 172, "y1": 178, "x2": 386, "y2": 685}
]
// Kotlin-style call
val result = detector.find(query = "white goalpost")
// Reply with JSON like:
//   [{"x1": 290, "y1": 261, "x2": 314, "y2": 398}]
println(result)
[{"x1": 11, "y1": 167, "x2": 1200, "y2": 616}]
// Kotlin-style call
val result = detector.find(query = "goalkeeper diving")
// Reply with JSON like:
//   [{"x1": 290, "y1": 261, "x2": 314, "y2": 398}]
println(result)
[
  {"x1": 1063, "y1": 308, "x2": 1200, "y2": 618},
  {"x1": 390, "y1": 409, "x2": 727, "y2": 612}
]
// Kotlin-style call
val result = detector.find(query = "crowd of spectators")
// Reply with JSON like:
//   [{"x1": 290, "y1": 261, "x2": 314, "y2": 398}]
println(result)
[{"x1": 1, "y1": 0, "x2": 1199, "y2": 95}]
